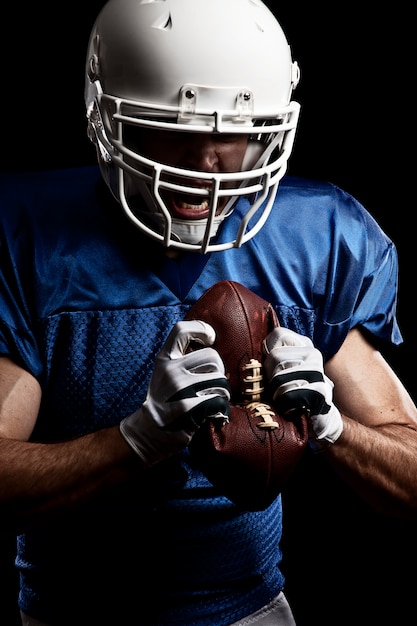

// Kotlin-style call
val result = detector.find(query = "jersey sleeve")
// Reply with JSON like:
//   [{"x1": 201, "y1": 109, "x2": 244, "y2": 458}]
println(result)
[
  {"x1": 0, "y1": 176, "x2": 44, "y2": 378},
  {"x1": 317, "y1": 186, "x2": 402, "y2": 357}
]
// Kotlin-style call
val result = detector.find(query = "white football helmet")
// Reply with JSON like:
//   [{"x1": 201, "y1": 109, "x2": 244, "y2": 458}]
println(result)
[{"x1": 85, "y1": 0, "x2": 300, "y2": 253}]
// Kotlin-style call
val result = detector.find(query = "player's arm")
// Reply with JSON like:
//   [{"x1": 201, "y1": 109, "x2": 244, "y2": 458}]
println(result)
[
  {"x1": 324, "y1": 327, "x2": 417, "y2": 518},
  {"x1": 263, "y1": 327, "x2": 417, "y2": 519},
  {"x1": 0, "y1": 356, "x2": 139, "y2": 536}
]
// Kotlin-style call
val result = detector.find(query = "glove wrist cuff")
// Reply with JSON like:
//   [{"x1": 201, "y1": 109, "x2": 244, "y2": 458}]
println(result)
[
  {"x1": 120, "y1": 412, "x2": 155, "y2": 467},
  {"x1": 309, "y1": 406, "x2": 343, "y2": 453}
]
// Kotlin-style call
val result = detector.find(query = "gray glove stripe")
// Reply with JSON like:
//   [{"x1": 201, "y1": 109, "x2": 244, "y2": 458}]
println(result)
[{"x1": 169, "y1": 378, "x2": 231, "y2": 402}]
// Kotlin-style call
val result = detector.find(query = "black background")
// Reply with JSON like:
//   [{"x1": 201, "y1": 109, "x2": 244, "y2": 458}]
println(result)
[{"x1": 1, "y1": 3, "x2": 415, "y2": 624}]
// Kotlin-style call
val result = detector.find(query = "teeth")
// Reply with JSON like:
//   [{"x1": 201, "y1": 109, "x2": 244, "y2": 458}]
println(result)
[{"x1": 178, "y1": 199, "x2": 209, "y2": 211}]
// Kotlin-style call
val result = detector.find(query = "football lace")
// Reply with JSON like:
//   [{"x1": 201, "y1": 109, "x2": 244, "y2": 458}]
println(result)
[{"x1": 242, "y1": 359, "x2": 279, "y2": 430}]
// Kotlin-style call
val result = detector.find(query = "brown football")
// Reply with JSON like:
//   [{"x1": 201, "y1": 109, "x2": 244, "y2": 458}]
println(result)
[{"x1": 185, "y1": 280, "x2": 308, "y2": 511}]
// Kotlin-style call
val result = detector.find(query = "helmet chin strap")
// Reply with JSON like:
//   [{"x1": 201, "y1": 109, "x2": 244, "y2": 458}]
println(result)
[{"x1": 169, "y1": 214, "x2": 226, "y2": 245}]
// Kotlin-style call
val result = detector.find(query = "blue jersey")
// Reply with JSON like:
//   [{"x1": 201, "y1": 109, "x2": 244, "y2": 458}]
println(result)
[{"x1": 0, "y1": 166, "x2": 401, "y2": 625}]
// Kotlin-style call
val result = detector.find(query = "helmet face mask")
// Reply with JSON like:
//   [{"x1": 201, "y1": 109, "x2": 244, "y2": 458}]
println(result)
[{"x1": 85, "y1": 0, "x2": 300, "y2": 253}]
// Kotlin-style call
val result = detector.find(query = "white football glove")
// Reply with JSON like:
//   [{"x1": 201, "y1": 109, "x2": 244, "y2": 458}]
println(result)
[
  {"x1": 263, "y1": 327, "x2": 343, "y2": 451},
  {"x1": 120, "y1": 320, "x2": 231, "y2": 466}
]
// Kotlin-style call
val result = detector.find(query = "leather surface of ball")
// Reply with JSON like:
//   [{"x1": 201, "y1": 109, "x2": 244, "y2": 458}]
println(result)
[{"x1": 185, "y1": 280, "x2": 308, "y2": 511}]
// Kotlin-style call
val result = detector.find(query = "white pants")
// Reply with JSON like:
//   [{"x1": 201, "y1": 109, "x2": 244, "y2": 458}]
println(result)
[
  {"x1": 231, "y1": 592, "x2": 297, "y2": 625},
  {"x1": 21, "y1": 591, "x2": 296, "y2": 626}
]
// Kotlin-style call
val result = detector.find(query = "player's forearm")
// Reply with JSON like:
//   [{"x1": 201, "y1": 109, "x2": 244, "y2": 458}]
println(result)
[
  {"x1": 323, "y1": 416, "x2": 417, "y2": 519},
  {"x1": 0, "y1": 426, "x2": 141, "y2": 535}
]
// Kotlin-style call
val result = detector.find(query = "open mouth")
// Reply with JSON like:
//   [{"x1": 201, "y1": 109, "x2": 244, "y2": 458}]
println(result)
[{"x1": 170, "y1": 192, "x2": 210, "y2": 219}]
